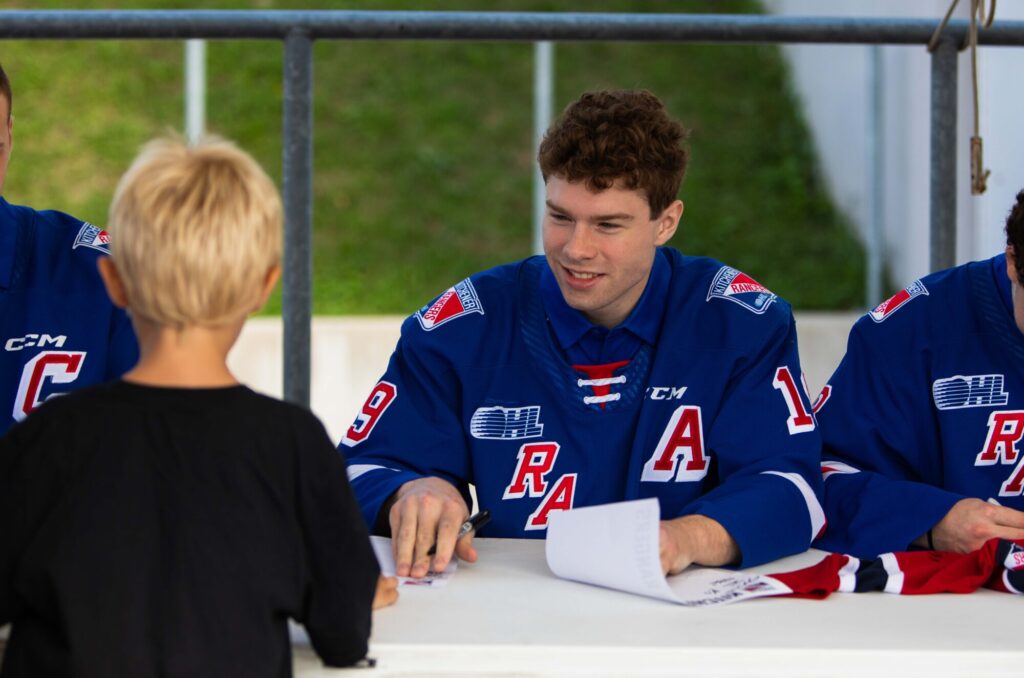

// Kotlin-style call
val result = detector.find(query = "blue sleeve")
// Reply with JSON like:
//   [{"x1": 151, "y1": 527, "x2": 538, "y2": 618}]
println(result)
[
  {"x1": 813, "y1": 321, "x2": 963, "y2": 558},
  {"x1": 684, "y1": 316, "x2": 825, "y2": 568},
  {"x1": 340, "y1": 317, "x2": 472, "y2": 530}
]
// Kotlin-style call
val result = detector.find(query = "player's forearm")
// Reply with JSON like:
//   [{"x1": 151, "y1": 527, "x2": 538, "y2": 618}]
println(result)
[{"x1": 661, "y1": 514, "x2": 739, "y2": 572}]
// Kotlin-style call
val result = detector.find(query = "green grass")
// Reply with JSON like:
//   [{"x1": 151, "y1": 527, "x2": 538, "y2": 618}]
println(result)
[{"x1": 0, "y1": 0, "x2": 865, "y2": 312}]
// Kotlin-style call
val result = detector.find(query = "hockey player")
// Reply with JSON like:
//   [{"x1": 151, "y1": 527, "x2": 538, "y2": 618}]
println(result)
[
  {"x1": 0, "y1": 63, "x2": 137, "y2": 434},
  {"x1": 815, "y1": 190, "x2": 1024, "y2": 558},
  {"x1": 343, "y1": 90, "x2": 824, "y2": 579}
]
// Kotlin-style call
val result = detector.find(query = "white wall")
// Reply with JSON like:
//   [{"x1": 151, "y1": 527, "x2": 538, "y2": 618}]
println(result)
[{"x1": 767, "y1": 0, "x2": 1024, "y2": 291}]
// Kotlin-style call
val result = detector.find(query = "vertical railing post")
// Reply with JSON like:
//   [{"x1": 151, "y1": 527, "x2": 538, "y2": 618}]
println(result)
[
  {"x1": 184, "y1": 39, "x2": 206, "y2": 143},
  {"x1": 866, "y1": 45, "x2": 883, "y2": 307},
  {"x1": 930, "y1": 37, "x2": 958, "y2": 273},
  {"x1": 282, "y1": 30, "x2": 314, "y2": 406},
  {"x1": 532, "y1": 41, "x2": 554, "y2": 256}
]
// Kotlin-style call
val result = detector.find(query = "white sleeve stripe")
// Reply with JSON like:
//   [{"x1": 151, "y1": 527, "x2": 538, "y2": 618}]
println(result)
[
  {"x1": 761, "y1": 470, "x2": 826, "y2": 542},
  {"x1": 346, "y1": 463, "x2": 398, "y2": 481},
  {"x1": 881, "y1": 552, "x2": 905, "y2": 593},
  {"x1": 837, "y1": 555, "x2": 861, "y2": 592},
  {"x1": 821, "y1": 460, "x2": 860, "y2": 481}
]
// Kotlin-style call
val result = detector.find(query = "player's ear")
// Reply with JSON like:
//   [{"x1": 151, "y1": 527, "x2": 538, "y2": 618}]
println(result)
[
  {"x1": 97, "y1": 256, "x2": 129, "y2": 309},
  {"x1": 253, "y1": 264, "x2": 281, "y2": 311},
  {"x1": 654, "y1": 199, "x2": 683, "y2": 246},
  {"x1": 1006, "y1": 246, "x2": 1019, "y2": 285}
]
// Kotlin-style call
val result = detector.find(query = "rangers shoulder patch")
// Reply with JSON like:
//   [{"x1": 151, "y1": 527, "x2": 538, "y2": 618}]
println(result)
[
  {"x1": 72, "y1": 223, "x2": 111, "y2": 254},
  {"x1": 416, "y1": 278, "x2": 484, "y2": 331},
  {"x1": 706, "y1": 266, "x2": 778, "y2": 314},
  {"x1": 869, "y1": 280, "x2": 927, "y2": 323}
]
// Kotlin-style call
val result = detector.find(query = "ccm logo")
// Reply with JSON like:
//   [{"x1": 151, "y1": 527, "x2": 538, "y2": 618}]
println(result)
[
  {"x1": 5, "y1": 334, "x2": 67, "y2": 352},
  {"x1": 13, "y1": 351, "x2": 86, "y2": 421},
  {"x1": 646, "y1": 386, "x2": 687, "y2": 401}
]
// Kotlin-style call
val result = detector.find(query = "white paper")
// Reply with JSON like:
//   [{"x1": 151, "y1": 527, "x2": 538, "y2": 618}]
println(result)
[
  {"x1": 545, "y1": 499, "x2": 793, "y2": 606},
  {"x1": 371, "y1": 535, "x2": 458, "y2": 588}
]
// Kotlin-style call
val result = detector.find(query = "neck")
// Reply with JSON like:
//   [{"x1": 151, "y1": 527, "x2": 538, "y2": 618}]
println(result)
[{"x1": 125, "y1": 315, "x2": 244, "y2": 388}]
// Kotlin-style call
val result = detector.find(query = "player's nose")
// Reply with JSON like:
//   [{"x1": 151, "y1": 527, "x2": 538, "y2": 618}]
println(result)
[{"x1": 563, "y1": 224, "x2": 596, "y2": 261}]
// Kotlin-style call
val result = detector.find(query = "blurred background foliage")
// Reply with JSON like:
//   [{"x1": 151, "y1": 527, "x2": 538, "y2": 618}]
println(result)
[{"x1": 1, "y1": 0, "x2": 865, "y2": 312}]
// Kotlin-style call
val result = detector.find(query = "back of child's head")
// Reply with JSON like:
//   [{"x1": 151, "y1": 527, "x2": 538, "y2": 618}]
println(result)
[{"x1": 108, "y1": 135, "x2": 282, "y2": 327}]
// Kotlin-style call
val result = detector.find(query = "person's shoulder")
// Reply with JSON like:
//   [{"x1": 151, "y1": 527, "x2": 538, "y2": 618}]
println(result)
[
  {"x1": 849, "y1": 258, "x2": 975, "y2": 341},
  {"x1": 4, "y1": 381, "x2": 116, "y2": 447},
  {"x1": 663, "y1": 248, "x2": 794, "y2": 327},
  {"x1": 7, "y1": 198, "x2": 112, "y2": 276},
  {"x1": 400, "y1": 256, "x2": 534, "y2": 344},
  {"x1": 236, "y1": 387, "x2": 331, "y2": 437}
]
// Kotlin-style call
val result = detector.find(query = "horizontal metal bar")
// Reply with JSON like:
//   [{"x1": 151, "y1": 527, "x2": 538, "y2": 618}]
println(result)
[{"x1": 0, "y1": 10, "x2": 1022, "y2": 46}]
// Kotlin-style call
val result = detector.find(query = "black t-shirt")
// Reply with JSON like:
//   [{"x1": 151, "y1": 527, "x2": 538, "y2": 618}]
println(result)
[{"x1": 0, "y1": 381, "x2": 378, "y2": 677}]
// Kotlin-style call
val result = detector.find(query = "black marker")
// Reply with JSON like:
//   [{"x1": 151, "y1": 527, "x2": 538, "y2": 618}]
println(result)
[{"x1": 427, "y1": 510, "x2": 491, "y2": 556}]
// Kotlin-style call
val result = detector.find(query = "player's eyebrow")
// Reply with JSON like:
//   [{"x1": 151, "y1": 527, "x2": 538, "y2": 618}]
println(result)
[{"x1": 545, "y1": 199, "x2": 634, "y2": 222}]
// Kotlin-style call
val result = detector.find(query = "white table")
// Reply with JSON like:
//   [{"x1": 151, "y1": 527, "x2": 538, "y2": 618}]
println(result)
[{"x1": 294, "y1": 538, "x2": 1023, "y2": 677}]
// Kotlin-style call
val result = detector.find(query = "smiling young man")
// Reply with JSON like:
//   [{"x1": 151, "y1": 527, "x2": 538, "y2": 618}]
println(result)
[
  {"x1": 0, "y1": 63, "x2": 137, "y2": 433},
  {"x1": 342, "y1": 90, "x2": 824, "y2": 578}
]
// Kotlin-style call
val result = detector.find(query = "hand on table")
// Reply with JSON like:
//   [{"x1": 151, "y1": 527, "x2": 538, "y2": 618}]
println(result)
[
  {"x1": 658, "y1": 514, "x2": 740, "y2": 576},
  {"x1": 927, "y1": 498, "x2": 1024, "y2": 553},
  {"x1": 389, "y1": 476, "x2": 478, "y2": 578},
  {"x1": 373, "y1": 575, "x2": 399, "y2": 609}
]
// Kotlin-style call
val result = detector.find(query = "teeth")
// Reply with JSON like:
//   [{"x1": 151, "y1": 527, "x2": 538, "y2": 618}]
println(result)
[{"x1": 570, "y1": 270, "x2": 598, "y2": 280}]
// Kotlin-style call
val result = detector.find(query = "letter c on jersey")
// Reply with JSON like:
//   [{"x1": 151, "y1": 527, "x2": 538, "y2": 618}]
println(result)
[{"x1": 13, "y1": 351, "x2": 86, "y2": 421}]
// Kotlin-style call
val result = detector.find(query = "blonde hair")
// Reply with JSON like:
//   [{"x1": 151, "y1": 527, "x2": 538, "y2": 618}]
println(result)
[{"x1": 108, "y1": 135, "x2": 282, "y2": 327}]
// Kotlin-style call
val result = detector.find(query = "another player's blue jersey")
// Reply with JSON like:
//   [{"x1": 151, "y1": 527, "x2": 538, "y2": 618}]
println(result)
[
  {"x1": 815, "y1": 254, "x2": 1023, "y2": 558},
  {"x1": 0, "y1": 198, "x2": 138, "y2": 435},
  {"x1": 342, "y1": 248, "x2": 824, "y2": 567}
]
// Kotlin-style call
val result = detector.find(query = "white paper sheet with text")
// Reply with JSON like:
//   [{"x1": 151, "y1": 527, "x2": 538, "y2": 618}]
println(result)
[
  {"x1": 371, "y1": 535, "x2": 458, "y2": 588},
  {"x1": 545, "y1": 499, "x2": 793, "y2": 606}
]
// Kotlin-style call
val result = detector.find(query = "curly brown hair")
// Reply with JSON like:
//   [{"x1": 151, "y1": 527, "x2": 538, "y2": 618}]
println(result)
[
  {"x1": 1007, "y1": 190, "x2": 1024, "y2": 282},
  {"x1": 538, "y1": 89, "x2": 689, "y2": 218}
]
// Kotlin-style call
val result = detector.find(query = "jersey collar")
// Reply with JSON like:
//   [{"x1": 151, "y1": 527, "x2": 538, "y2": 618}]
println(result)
[
  {"x1": 540, "y1": 248, "x2": 671, "y2": 351},
  {"x1": 0, "y1": 197, "x2": 16, "y2": 289}
]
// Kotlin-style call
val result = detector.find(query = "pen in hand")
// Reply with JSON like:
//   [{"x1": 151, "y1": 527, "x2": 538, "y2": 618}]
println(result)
[{"x1": 427, "y1": 509, "x2": 491, "y2": 556}]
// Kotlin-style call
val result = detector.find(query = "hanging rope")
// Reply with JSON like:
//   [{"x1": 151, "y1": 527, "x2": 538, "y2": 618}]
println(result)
[{"x1": 928, "y1": 0, "x2": 996, "y2": 195}]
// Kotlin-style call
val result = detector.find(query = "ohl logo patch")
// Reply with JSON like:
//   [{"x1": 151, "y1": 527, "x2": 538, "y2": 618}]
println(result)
[
  {"x1": 72, "y1": 223, "x2": 111, "y2": 253},
  {"x1": 416, "y1": 278, "x2": 484, "y2": 331},
  {"x1": 471, "y1": 405, "x2": 544, "y2": 440},
  {"x1": 706, "y1": 266, "x2": 778, "y2": 314},
  {"x1": 869, "y1": 280, "x2": 928, "y2": 323}
]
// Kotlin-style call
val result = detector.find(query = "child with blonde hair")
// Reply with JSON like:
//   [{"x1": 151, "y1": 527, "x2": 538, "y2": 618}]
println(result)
[{"x1": 0, "y1": 136, "x2": 395, "y2": 677}]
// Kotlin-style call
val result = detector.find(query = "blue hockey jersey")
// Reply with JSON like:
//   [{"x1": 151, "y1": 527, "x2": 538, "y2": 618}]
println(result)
[
  {"x1": 815, "y1": 254, "x2": 1024, "y2": 558},
  {"x1": 342, "y1": 248, "x2": 824, "y2": 567},
  {"x1": 0, "y1": 197, "x2": 138, "y2": 435}
]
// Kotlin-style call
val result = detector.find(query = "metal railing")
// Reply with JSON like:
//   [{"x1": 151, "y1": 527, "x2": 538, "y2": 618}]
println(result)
[{"x1": 3, "y1": 10, "x2": 1022, "y2": 406}]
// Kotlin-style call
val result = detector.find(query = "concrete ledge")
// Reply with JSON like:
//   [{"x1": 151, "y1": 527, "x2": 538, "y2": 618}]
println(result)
[{"x1": 230, "y1": 312, "x2": 861, "y2": 443}]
